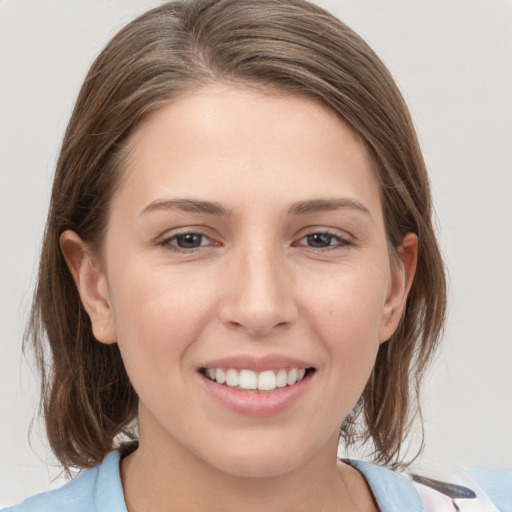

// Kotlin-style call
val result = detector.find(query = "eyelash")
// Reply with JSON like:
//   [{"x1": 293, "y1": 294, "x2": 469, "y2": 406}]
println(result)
[
  {"x1": 294, "y1": 230, "x2": 353, "y2": 251},
  {"x1": 160, "y1": 232, "x2": 216, "y2": 253},
  {"x1": 159, "y1": 229, "x2": 353, "y2": 253}
]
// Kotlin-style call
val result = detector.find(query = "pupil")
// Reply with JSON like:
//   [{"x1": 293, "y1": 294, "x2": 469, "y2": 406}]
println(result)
[
  {"x1": 307, "y1": 233, "x2": 332, "y2": 247},
  {"x1": 177, "y1": 233, "x2": 202, "y2": 248}
]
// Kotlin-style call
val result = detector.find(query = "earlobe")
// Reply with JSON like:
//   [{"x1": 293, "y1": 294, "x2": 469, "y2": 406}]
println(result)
[
  {"x1": 59, "y1": 230, "x2": 117, "y2": 344},
  {"x1": 378, "y1": 233, "x2": 418, "y2": 343}
]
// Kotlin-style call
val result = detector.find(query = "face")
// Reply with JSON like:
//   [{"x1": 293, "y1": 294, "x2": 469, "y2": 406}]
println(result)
[{"x1": 63, "y1": 85, "x2": 416, "y2": 478}]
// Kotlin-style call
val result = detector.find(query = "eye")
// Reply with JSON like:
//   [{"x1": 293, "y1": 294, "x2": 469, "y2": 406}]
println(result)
[
  {"x1": 306, "y1": 233, "x2": 336, "y2": 248},
  {"x1": 295, "y1": 231, "x2": 352, "y2": 250},
  {"x1": 161, "y1": 232, "x2": 212, "y2": 251}
]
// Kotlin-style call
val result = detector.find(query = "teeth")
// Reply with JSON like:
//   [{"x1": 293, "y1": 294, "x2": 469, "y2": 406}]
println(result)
[
  {"x1": 257, "y1": 370, "x2": 276, "y2": 391},
  {"x1": 239, "y1": 370, "x2": 257, "y2": 390},
  {"x1": 286, "y1": 368, "x2": 298, "y2": 386},
  {"x1": 216, "y1": 368, "x2": 226, "y2": 384},
  {"x1": 205, "y1": 367, "x2": 310, "y2": 391},
  {"x1": 276, "y1": 369, "x2": 288, "y2": 388},
  {"x1": 226, "y1": 369, "x2": 239, "y2": 387}
]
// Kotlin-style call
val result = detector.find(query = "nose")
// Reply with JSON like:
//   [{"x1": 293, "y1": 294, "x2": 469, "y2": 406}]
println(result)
[{"x1": 219, "y1": 243, "x2": 299, "y2": 337}]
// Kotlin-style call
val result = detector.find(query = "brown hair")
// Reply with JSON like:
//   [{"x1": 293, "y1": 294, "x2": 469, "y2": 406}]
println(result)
[{"x1": 27, "y1": 0, "x2": 446, "y2": 471}]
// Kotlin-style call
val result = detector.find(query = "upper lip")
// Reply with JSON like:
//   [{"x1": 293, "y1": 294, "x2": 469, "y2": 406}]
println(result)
[{"x1": 198, "y1": 354, "x2": 314, "y2": 372}]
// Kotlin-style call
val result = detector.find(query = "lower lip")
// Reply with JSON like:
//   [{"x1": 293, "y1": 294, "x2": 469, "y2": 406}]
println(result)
[{"x1": 199, "y1": 372, "x2": 312, "y2": 417}]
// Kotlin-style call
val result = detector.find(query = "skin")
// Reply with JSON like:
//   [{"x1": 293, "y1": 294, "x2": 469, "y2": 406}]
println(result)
[{"x1": 61, "y1": 85, "x2": 417, "y2": 512}]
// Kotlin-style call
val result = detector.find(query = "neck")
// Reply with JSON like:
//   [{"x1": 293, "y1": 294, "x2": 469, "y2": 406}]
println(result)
[
  {"x1": 120, "y1": 408, "x2": 377, "y2": 512},
  {"x1": 121, "y1": 438, "x2": 375, "y2": 512}
]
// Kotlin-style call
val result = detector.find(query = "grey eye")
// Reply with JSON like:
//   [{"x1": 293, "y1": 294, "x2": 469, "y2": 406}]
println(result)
[
  {"x1": 173, "y1": 233, "x2": 206, "y2": 249},
  {"x1": 306, "y1": 233, "x2": 335, "y2": 248}
]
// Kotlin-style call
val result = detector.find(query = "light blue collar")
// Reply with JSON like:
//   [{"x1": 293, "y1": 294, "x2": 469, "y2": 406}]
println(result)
[
  {"x1": 463, "y1": 467, "x2": 512, "y2": 512},
  {"x1": 345, "y1": 459, "x2": 425, "y2": 512},
  {"x1": 94, "y1": 449, "x2": 128, "y2": 512}
]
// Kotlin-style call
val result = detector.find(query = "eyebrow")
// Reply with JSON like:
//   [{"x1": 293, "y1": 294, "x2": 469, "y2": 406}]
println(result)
[
  {"x1": 288, "y1": 198, "x2": 372, "y2": 218},
  {"x1": 139, "y1": 197, "x2": 371, "y2": 218},
  {"x1": 140, "y1": 198, "x2": 232, "y2": 217}
]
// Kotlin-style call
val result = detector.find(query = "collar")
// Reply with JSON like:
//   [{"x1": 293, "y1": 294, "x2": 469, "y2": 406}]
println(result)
[{"x1": 345, "y1": 459, "x2": 425, "y2": 512}]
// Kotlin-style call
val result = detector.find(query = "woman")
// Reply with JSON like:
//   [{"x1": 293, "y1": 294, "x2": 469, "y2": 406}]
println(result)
[{"x1": 4, "y1": 0, "x2": 510, "y2": 511}]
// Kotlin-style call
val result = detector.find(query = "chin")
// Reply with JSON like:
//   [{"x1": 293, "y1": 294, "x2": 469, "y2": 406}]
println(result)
[
  {"x1": 193, "y1": 432, "x2": 320, "y2": 479},
  {"x1": 212, "y1": 451, "x2": 305, "y2": 479}
]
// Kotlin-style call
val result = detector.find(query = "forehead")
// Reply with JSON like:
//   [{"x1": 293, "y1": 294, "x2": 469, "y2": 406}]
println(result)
[{"x1": 113, "y1": 84, "x2": 381, "y2": 219}]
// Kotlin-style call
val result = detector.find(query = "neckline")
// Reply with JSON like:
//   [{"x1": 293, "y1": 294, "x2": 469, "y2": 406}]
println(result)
[
  {"x1": 343, "y1": 459, "x2": 425, "y2": 512},
  {"x1": 105, "y1": 446, "x2": 425, "y2": 512}
]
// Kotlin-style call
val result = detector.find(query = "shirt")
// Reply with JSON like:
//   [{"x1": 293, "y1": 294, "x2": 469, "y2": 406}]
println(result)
[{"x1": 3, "y1": 448, "x2": 511, "y2": 511}]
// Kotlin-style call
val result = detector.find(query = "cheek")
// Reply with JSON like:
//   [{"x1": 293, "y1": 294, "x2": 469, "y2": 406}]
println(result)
[
  {"x1": 302, "y1": 260, "x2": 390, "y2": 339},
  {"x1": 301, "y1": 263, "x2": 389, "y2": 381},
  {"x1": 107, "y1": 264, "x2": 215, "y2": 382}
]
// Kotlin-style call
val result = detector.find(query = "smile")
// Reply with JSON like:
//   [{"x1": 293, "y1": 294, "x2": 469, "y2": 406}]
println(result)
[{"x1": 202, "y1": 367, "x2": 312, "y2": 392}]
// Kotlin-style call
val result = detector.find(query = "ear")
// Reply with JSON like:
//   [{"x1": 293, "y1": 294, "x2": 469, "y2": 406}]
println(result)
[
  {"x1": 378, "y1": 233, "x2": 418, "y2": 343},
  {"x1": 60, "y1": 230, "x2": 117, "y2": 344}
]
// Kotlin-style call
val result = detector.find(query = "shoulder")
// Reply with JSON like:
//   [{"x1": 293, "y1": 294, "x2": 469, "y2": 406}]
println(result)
[
  {"x1": 346, "y1": 459, "x2": 512, "y2": 512},
  {"x1": 346, "y1": 459, "x2": 425, "y2": 512},
  {"x1": 458, "y1": 467, "x2": 512, "y2": 512},
  {"x1": 2, "y1": 450, "x2": 127, "y2": 512},
  {"x1": 411, "y1": 466, "x2": 512, "y2": 512}
]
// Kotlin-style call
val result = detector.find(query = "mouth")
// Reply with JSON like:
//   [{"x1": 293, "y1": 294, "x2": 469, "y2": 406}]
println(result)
[
  {"x1": 197, "y1": 355, "x2": 316, "y2": 415},
  {"x1": 200, "y1": 367, "x2": 316, "y2": 393}
]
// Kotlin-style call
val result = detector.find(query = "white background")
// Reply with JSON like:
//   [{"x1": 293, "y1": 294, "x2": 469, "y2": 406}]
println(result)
[{"x1": 1, "y1": 0, "x2": 511, "y2": 506}]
